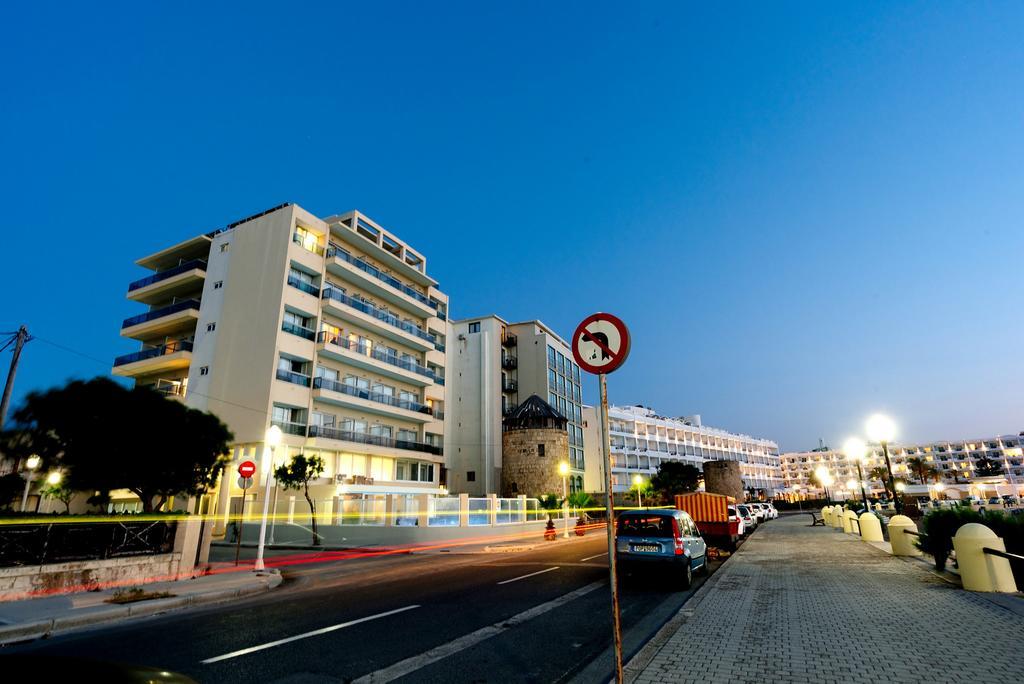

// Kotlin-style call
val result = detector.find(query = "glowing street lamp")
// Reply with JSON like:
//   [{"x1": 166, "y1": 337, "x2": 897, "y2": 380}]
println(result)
[
  {"x1": 843, "y1": 437, "x2": 870, "y2": 510},
  {"x1": 632, "y1": 474, "x2": 646, "y2": 509},
  {"x1": 46, "y1": 471, "x2": 62, "y2": 486},
  {"x1": 20, "y1": 454, "x2": 41, "y2": 512},
  {"x1": 814, "y1": 466, "x2": 833, "y2": 504},
  {"x1": 866, "y1": 413, "x2": 902, "y2": 513},
  {"x1": 558, "y1": 461, "x2": 570, "y2": 539},
  {"x1": 933, "y1": 481, "x2": 946, "y2": 500},
  {"x1": 255, "y1": 425, "x2": 283, "y2": 571}
]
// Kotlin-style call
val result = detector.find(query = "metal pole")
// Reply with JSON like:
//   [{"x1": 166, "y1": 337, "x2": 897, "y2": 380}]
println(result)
[
  {"x1": 20, "y1": 472, "x2": 33, "y2": 512},
  {"x1": 600, "y1": 373, "x2": 624, "y2": 684},
  {"x1": 234, "y1": 490, "x2": 247, "y2": 566},
  {"x1": 269, "y1": 481, "x2": 280, "y2": 544},
  {"x1": 0, "y1": 326, "x2": 29, "y2": 430},
  {"x1": 254, "y1": 446, "x2": 275, "y2": 571},
  {"x1": 881, "y1": 442, "x2": 901, "y2": 513},
  {"x1": 562, "y1": 474, "x2": 569, "y2": 539},
  {"x1": 856, "y1": 461, "x2": 869, "y2": 510}
]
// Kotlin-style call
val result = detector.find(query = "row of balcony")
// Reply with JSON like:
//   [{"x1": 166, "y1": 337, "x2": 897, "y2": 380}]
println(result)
[
  {"x1": 311, "y1": 376, "x2": 433, "y2": 415},
  {"x1": 114, "y1": 340, "x2": 194, "y2": 367},
  {"x1": 327, "y1": 244, "x2": 436, "y2": 310},
  {"x1": 322, "y1": 287, "x2": 435, "y2": 345},
  {"x1": 501, "y1": 356, "x2": 517, "y2": 370},
  {"x1": 128, "y1": 259, "x2": 207, "y2": 292},
  {"x1": 305, "y1": 424, "x2": 443, "y2": 456},
  {"x1": 122, "y1": 299, "x2": 201, "y2": 329},
  {"x1": 317, "y1": 332, "x2": 438, "y2": 382}
]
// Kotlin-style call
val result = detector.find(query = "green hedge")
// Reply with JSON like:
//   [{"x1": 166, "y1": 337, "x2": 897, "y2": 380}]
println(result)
[{"x1": 917, "y1": 508, "x2": 1024, "y2": 585}]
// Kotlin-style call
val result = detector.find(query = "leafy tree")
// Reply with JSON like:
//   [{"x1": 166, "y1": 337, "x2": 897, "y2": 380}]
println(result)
[
  {"x1": 906, "y1": 457, "x2": 939, "y2": 484},
  {"x1": 974, "y1": 457, "x2": 1003, "y2": 477},
  {"x1": 0, "y1": 472, "x2": 24, "y2": 511},
  {"x1": 9, "y1": 377, "x2": 232, "y2": 512},
  {"x1": 274, "y1": 453, "x2": 325, "y2": 545},
  {"x1": 567, "y1": 491, "x2": 593, "y2": 511},
  {"x1": 538, "y1": 493, "x2": 561, "y2": 511},
  {"x1": 40, "y1": 482, "x2": 75, "y2": 513},
  {"x1": 650, "y1": 462, "x2": 700, "y2": 501}
]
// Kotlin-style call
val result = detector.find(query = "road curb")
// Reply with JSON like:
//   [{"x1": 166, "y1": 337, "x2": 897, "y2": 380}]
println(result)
[{"x1": 0, "y1": 573, "x2": 282, "y2": 646}]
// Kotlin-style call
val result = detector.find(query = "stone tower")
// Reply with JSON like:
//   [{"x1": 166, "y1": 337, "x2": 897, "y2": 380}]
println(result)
[
  {"x1": 703, "y1": 460, "x2": 744, "y2": 501},
  {"x1": 501, "y1": 395, "x2": 570, "y2": 498}
]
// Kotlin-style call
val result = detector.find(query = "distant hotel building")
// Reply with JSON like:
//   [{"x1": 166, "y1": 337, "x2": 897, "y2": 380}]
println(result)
[
  {"x1": 446, "y1": 316, "x2": 585, "y2": 496},
  {"x1": 112, "y1": 203, "x2": 450, "y2": 521},
  {"x1": 781, "y1": 432, "x2": 1024, "y2": 497},
  {"x1": 583, "y1": 405, "x2": 781, "y2": 496}
]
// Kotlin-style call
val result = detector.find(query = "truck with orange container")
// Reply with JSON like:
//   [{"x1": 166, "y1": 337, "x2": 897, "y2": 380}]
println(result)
[{"x1": 674, "y1": 492, "x2": 742, "y2": 550}]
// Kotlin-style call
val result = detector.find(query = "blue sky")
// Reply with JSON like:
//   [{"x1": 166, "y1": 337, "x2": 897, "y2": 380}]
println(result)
[{"x1": 2, "y1": 2, "x2": 1023, "y2": 451}]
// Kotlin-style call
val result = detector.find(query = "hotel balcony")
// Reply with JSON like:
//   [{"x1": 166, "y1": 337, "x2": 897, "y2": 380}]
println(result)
[
  {"x1": 326, "y1": 244, "x2": 436, "y2": 318},
  {"x1": 121, "y1": 299, "x2": 201, "y2": 339},
  {"x1": 127, "y1": 259, "x2": 206, "y2": 305},
  {"x1": 502, "y1": 379, "x2": 518, "y2": 392},
  {"x1": 306, "y1": 424, "x2": 442, "y2": 457},
  {"x1": 320, "y1": 287, "x2": 436, "y2": 352},
  {"x1": 112, "y1": 340, "x2": 193, "y2": 377},
  {"x1": 311, "y1": 377, "x2": 435, "y2": 424},
  {"x1": 316, "y1": 332, "x2": 436, "y2": 387},
  {"x1": 501, "y1": 332, "x2": 517, "y2": 347},
  {"x1": 501, "y1": 355, "x2": 518, "y2": 370}
]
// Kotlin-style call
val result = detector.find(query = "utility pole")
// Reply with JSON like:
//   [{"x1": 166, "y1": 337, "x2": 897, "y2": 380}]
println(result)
[{"x1": 0, "y1": 326, "x2": 30, "y2": 430}]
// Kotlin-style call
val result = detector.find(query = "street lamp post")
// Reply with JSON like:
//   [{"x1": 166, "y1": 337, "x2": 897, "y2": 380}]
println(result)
[
  {"x1": 934, "y1": 481, "x2": 946, "y2": 500},
  {"x1": 794, "y1": 485, "x2": 803, "y2": 512},
  {"x1": 632, "y1": 474, "x2": 644, "y2": 508},
  {"x1": 254, "y1": 425, "x2": 282, "y2": 572},
  {"x1": 558, "y1": 461, "x2": 570, "y2": 539},
  {"x1": 843, "y1": 438, "x2": 870, "y2": 511},
  {"x1": 895, "y1": 481, "x2": 907, "y2": 510},
  {"x1": 20, "y1": 455, "x2": 40, "y2": 512},
  {"x1": 814, "y1": 466, "x2": 833, "y2": 504},
  {"x1": 866, "y1": 414, "x2": 901, "y2": 513}
]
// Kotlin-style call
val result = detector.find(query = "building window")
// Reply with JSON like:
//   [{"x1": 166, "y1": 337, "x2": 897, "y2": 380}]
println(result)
[
  {"x1": 214, "y1": 281, "x2": 223, "y2": 289},
  {"x1": 538, "y1": 444, "x2": 545, "y2": 457},
  {"x1": 206, "y1": 322, "x2": 216, "y2": 332},
  {"x1": 199, "y1": 366, "x2": 209, "y2": 376},
  {"x1": 220, "y1": 243, "x2": 229, "y2": 252},
  {"x1": 467, "y1": 471, "x2": 476, "y2": 482},
  {"x1": 468, "y1": 322, "x2": 480, "y2": 334}
]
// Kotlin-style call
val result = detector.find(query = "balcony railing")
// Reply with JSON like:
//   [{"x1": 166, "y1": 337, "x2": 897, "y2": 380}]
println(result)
[
  {"x1": 434, "y1": 342, "x2": 446, "y2": 353},
  {"x1": 276, "y1": 368, "x2": 312, "y2": 387},
  {"x1": 272, "y1": 420, "x2": 307, "y2": 436},
  {"x1": 114, "y1": 340, "x2": 194, "y2": 366},
  {"x1": 501, "y1": 332, "x2": 517, "y2": 347},
  {"x1": 128, "y1": 259, "x2": 207, "y2": 292},
  {"x1": 287, "y1": 274, "x2": 320, "y2": 297},
  {"x1": 501, "y1": 356, "x2": 518, "y2": 370},
  {"x1": 306, "y1": 424, "x2": 443, "y2": 456},
  {"x1": 327, "y1": 244, "x2": 436, "y2": 309},
  {"x1": 434, "y1": 376, "x2": 445, "y2": 386},
  {"x1": 502, "y1": 380, "x2": 518, "y2": 392},
  {"x1": 313, "y1": 377, "x2": 432, "y2": 415},
  {"x1": 316, "y1": 331, "x2": 436, "y2": 381},
  {"x1": 321, "y1": 287, "x2": 436, "y2": 344},
  {"x1": 292, "y1": 232, "x2": 325, "y2": 255},
  {"x1": 122, "y1": 299, "x2": 201, "y2": 328},
  {"x1": 153, "y1": 382, "x2": 186, "y2": 397},
  {"x1": 282, "y1": 321, "x2": 316, "y2": 341}
]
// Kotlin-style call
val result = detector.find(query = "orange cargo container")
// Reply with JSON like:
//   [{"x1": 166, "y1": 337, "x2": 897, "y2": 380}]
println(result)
[{"x1": 675, "y1": 492, "x2": 740, "y2": 549}]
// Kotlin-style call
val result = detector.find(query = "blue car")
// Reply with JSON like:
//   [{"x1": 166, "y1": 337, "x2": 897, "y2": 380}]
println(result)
[{"x1": 615, "y1": 509, "x2": 708, "y2": 589}]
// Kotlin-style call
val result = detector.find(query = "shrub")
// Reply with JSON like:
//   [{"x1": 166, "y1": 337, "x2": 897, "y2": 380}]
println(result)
[{"x1": 917, "y1": 508, "x2": 984, "y2": 571}]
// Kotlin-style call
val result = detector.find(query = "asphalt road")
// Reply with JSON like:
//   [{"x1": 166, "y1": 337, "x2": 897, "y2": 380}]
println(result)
[{"x1": 0, "y1": 532, "x2": 720, "y2": 683}]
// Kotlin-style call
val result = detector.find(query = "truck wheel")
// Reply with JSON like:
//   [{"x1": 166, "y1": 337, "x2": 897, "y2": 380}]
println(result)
[{"x1": 680, "y1": 561, "x2": 692, "y2": 590}]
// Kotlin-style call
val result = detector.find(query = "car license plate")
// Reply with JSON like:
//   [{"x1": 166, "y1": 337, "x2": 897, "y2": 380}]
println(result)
[{"x1": 630, "y1": 544, "x2": 660, "y2": 553}]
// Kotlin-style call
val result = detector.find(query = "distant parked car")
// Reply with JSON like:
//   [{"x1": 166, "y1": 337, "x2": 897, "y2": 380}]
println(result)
[
  {"x1": 727, "y1": 505, "x2": 746, "y2": 537},
  {"x1": 749, "y1": 503, "x2": 767, "y2": 522},
  {"x1": 737, "y1": 504, "x2": 757, "y2": 532},
  {"x1": 988, "y1": 497, "x2": 1002, "y2": 506},
  {"x1": 616, "y1": 509, "x2": 708, "y2": 589},
  {"x1": 766, "y1": 503, "x2": 779, "y2": 519}
]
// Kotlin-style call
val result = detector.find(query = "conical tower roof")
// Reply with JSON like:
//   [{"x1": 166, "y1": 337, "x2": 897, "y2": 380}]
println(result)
[{"x1": 503, "y1": 394, "x2": 568, "y2": 430}]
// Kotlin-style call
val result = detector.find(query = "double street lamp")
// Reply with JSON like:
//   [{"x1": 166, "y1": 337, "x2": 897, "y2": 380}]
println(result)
[
  {"x1": 866, "y1": 413, "x2": 901, "y2": 513},
  {"x1": 558, "y1": 461, "x2": 570, "y2": 539},
  {"x1": 255, "y1": 425, "x2": 283, "y2": 572},
  {"x1": 20, "y1": 454, "x2": 40, "y2": 512}
]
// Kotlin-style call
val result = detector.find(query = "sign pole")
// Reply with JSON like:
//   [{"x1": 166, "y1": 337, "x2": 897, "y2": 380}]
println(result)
[
  {"x1": 600, "y1": 371, "x2": 624, "y2": 683},
  {"x1": 234, "y1": 489, "x2": 247, "y2": 567}
]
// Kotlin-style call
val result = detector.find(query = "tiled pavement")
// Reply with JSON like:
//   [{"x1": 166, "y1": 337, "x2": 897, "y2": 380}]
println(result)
[{"x1": 633, "y1": 514, "x2": 1023, "y2": 683}]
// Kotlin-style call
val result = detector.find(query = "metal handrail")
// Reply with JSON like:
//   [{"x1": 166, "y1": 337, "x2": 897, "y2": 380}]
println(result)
[
  {"x1": 902, "y1": 529, "x2": 921, "y2": 537},
  {"x1": 327, "y1": 243, "x2": 435, "y2": 308},
  {"x1": 122, "y1": 299, "x2": 201, "y2": 328},
  {"x1": 321, "y1": 287, "x2": 435, "y2": 343},
  {"x1": 128, "y1": 259, "x2": 207, "y2": 291},
  {"x1": 312, "y1": 376, "x2": 432, "y2": 415},
  {"x1": 316, "y1": 331, "x2": 436, "y2": 380},
  {"x1": 983, "y1": 547, "x2": 1024, "y2": 563}
]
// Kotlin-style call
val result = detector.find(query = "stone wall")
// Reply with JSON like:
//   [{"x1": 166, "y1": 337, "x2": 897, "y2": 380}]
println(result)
[
  {"x1": 501, "y1": 427, "x2": 570, "y2": 498},
  {"x1": 704, "y1": 460, "x2": 744, "y2": 501},
  {"x1": 0, "y1": 553, "x2": 185, "y2": 601}
]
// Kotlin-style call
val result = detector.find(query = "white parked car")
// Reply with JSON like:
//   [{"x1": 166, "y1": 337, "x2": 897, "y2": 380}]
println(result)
[
  {"x1": 765, "y1": 503, "x2": 779, "y2": 519},
  {"x1": 727, "y1": 505, "x2": 746, "y2": 537}
]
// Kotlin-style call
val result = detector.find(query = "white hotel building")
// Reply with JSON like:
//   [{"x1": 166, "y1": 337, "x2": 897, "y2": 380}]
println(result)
[
  {"x1": 583, "y1": 404, "x2": 782, "y2": 496},
  {"x1": 781, "y1": 433, "x2": 1024, "y2": 498},
  {"x1": 112, "y1": 203, "x2": 450, "y2": 523}
]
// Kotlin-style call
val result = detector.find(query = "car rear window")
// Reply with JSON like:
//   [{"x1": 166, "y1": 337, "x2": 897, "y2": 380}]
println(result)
[{"x1": 617, "y1": 515, "x2": 675, "y2": 538}]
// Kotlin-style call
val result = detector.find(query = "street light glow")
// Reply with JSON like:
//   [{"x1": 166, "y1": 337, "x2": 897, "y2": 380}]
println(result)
[
  {"x1": 266, "y1": 425, "x2": 283, "y2": 448},
  {"x1": 46, "y1": 471, "x2": 62, "y2": 485},
  {"x1": 845, "y1": 479, "x2": 857, "y2": 490},
  {"x1": 842, "y1": 437, "x2": 867, "y2": 462},
  {"x1": 632, "y1": 474, "x2": 643, "y2": 487},
  {"x1": 934, "y1": 482, "x2": 945, "y2": 492},
  {"x1": 558, "y1": 461, "x2": 570, "y2": 476},
  {"x1": 866, "y1": 414, "x2": 896, "y2": 443},
  {"x1": 25, "y1": 455, "x2": 41, "y2": 470},
  {"x1": 895, "y1": 481, "x2": 907, "y2": 492}
]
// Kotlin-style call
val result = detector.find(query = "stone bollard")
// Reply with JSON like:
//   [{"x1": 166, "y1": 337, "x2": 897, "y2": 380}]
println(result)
[
  {"x1": 843, "y1": 509, "x2": 858, "y2": 534},
  {"x1": 831, "y1": 506, "x2": 844, "y2": 529},
  {"x1": 822, "y1": 507, "x2": 832, "y2": 526},
  {"x1": 952, "y1": 523, "x2": 1018, "y2": 593},
  {"x1": 859, "y1": 512, "x2": 883, "y2": 542},
  {"x1": 888, "y1": 515, "x2": 921, "y2": 557},
  {"x1": 873, "y1": 502, "x2": 883, "y2": 512}
]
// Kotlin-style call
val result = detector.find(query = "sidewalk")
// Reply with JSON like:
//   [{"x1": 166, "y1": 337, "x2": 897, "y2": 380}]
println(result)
[
  {"x1": 0, "y1": 568, "x2": 281, "y2": 645},
  {"x1": 630, "y1": 514, "x2": 1024, "y2": 683}
]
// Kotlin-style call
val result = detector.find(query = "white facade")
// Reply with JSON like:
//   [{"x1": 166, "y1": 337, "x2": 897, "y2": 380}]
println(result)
[
  {"x1": 113, "y1": 203, "x2": 451, "y2": 523},
  {"x1": 584, "y1": 404, "x2": 781, "y2": 495},
  {"x1": 447, "y1": 316, "x2": 585, "y2": 496},
  {"x1": 782, "y1": 433, "x2": 1024, "y2": 498}
]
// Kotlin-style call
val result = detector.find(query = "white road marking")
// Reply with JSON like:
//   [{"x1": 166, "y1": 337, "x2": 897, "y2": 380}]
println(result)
[
  {"x1": 353, "y1": 580, "x2": 605, "y2": 683},
  {"x1": 200, "y1": 605, "x2": 420, "y2": 664},
  {"x1": 496, "y1": 566, "x2": 560, "y2": 585},
  {"x1": 580, "y1": 552, "x2": 608, "y2": 562}
]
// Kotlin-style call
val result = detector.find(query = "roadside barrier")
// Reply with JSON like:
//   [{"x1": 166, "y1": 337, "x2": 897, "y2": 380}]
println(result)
[
  {"x1": 858, "y1": 512, "x2": 883, "y2": 542},
  {"x1": 888, "y1": 515, "x2": 921, "y2": 557},
  {"x1": 830, "y1": 506, "x2": 844, "y2": 530},
  {"x1": 952, "y1": 523, "x2": 1018, "y2": 593},
  {"x1": 842, "y1": 509, "x2": 858, "y2": 535}
]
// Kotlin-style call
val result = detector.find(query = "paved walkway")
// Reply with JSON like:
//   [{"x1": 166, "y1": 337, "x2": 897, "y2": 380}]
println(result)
[{"x1": 632, "y1": 514, "x2": 1023, "y2": 683}]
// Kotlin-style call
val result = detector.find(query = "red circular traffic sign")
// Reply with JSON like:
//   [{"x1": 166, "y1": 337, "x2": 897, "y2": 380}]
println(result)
[
  {"x1": 572, "y1": 312, "x2": 631, "y2": 375},
  {"x1": 238, "y1": 460, "x2": 257, "y2": 478}
]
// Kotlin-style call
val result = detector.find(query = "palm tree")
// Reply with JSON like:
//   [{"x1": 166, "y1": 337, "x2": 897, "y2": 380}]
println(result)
[{"x1": 906, "y1": 457, "x2": 939, "y2": 484}]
